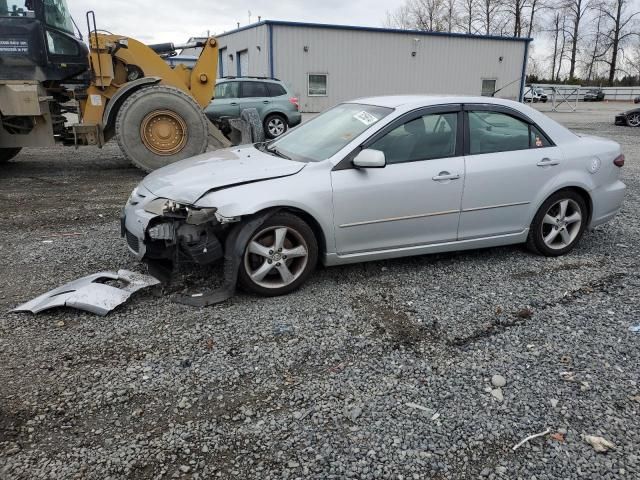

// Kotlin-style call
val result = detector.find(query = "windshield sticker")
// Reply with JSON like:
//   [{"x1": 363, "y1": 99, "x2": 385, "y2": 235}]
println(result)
[{"x1": 353, "y1": 111, "x2": 378, "y2": 126}]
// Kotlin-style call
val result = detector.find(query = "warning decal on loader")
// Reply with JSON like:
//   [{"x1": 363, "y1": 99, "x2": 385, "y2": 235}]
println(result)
[{"x1": 0, "y1": 39, "x2": 28, "y2": 55}]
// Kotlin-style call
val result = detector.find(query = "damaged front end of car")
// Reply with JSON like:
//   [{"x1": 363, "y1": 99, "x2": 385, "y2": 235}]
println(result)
[{"x1": 121, "y1": 184, "x2": 277, "y2": 305}]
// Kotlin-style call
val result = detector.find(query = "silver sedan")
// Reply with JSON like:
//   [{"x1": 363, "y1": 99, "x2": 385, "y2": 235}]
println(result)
[{"x1": 122, "y1": 96, "x2": 626, "y2": 297}]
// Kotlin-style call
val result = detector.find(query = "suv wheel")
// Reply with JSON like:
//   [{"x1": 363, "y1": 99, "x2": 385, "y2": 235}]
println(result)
[{"x1": 264, "y1": 114, "x2": 288, "y2": 139}]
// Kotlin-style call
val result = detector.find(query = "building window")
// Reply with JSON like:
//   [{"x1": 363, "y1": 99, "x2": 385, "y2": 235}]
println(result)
[
  {"x1": 481, "y1": 79, "x2": 497, "y2": 97},
  {"x1": 308, "y1": 73, "x2": 328, "y2": 96}
]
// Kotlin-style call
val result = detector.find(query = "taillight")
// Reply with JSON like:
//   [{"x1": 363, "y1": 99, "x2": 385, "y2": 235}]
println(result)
[
  {"x1": 613, "y1": 154, "x2": 625, "y2": 167},
  {"x1": 289, "y1": 97, "x2": 299, "y2": 110}
]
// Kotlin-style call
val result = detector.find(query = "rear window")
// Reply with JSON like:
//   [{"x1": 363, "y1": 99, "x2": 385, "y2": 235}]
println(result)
[
  {"x1": 266, "y1": 83, "x2": 287, "y2": 97},
  {"x1": 241, "y1": 81, "x2": 268, "y2": 98}
]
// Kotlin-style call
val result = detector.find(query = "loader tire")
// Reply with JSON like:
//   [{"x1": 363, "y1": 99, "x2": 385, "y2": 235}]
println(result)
[
  {"x1": 115, "y1": 85, "x2": 209, "y2": 172},
  {"x1": 0, "y1": 147, "x2": 22, "y2": 163}
]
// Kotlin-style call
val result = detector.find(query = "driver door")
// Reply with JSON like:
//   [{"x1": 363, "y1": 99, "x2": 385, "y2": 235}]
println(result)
[{"x1": 331, "y1": 106, "x2": 465, "y2": 254}]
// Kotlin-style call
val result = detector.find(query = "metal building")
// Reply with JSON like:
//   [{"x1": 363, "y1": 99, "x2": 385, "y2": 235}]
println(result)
[{"x1": 214, "y1": 20, "x2": 531, "y2": 112}]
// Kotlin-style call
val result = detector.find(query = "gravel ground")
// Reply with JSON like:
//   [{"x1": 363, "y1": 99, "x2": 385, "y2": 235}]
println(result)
[{"x1": 1, "y1": 103, "x2": 639, "y2": 479}]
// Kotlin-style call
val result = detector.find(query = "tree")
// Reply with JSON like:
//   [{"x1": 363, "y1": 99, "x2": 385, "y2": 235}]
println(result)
[
  {"x1": 598, "y1": 0, "x2": 640, "y2": 83},
  {"x1": 479, "y1": 0, "x2": 506, "y2": 35},
  {"x1": 565, "y1": 0, "x2": 592, "y2": 80},
  {"x1": 458, "y1": 0, "x2": 479, "y2": 33},
  {"x1": 385, "y1": 0, "x2": 449, "y2": 31}
]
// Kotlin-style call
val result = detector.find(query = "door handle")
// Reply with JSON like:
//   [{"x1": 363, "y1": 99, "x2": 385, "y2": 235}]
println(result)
[
  {"x1": 262, "y1": 100, "x2": 270, "y2": 104},
  {"x1": 230, "y1": 102, "x2": 238, "y2": 106},
  {"x1": 432, "y1": 172, "x2": 461, "y2": 181},
  {"x1": 537, "y1": 158, "x2": 560, "y2": 167}
]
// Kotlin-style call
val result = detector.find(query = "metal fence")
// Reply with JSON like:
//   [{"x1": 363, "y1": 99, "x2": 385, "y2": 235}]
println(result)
[{"x1": 528, "y1": 84, "x2": 640, "y2": 101}]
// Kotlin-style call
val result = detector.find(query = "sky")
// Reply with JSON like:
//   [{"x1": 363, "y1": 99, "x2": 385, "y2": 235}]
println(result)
[{"x1": 68, "y1": 0, "x2": 392, "y2": 44}]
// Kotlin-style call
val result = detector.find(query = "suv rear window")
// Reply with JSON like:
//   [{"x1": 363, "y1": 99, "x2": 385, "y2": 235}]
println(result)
[
  {"x1": 241, "y1": 81, "x2": 268, "y2": 98},
  {"x1": 266, "y1": 83, "x2": 287, "y2": 97}
]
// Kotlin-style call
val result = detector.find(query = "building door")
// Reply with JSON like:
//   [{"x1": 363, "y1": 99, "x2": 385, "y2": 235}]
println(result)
[
  {"x1": 218, "y1": 47, "x2": 226, "y2": 78},
  {"x1": 237, "y1": 50, "x2": 248, "y2": 76}
]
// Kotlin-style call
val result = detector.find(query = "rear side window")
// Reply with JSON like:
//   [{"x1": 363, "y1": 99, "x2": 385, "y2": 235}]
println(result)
[
  {"x1": 214, "y1": 82, "x2": 239, "y2": 99},
  {"x1": 266, "y1": 83, "x2": 287, "y2": 97},
  {"x1": 530, "y1": 125, "x2": 551, "y2": 148},
  {"x1": 468, "y1": 111, "x2": 530, "y2": 154},
  {"x1": 241, "y1": 81, "x2": 268, "y2": 98}
]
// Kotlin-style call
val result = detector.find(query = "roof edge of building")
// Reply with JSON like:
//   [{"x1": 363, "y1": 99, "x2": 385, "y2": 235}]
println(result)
[{"x1": 216, "y1": 19, "x2": 533, "y2": 43}]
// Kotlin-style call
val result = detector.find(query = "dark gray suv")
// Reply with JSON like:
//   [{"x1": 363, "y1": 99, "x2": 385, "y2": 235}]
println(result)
[{"x1": 205, "y1": 77, "x2": 302, "y2": 138}]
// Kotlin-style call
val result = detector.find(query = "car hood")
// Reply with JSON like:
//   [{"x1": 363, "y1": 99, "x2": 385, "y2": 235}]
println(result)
[{"x1": 142, "y1": 146, "x2": 305, "y2": 204}]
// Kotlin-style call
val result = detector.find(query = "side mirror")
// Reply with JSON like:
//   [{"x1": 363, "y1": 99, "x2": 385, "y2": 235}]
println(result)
[{"x1": 353, "y1": 148, "x2": 386, "y2": 168}]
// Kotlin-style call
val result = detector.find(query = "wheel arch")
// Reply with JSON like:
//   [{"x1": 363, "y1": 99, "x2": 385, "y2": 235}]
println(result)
[
  {"x1": 102, "y1": 77, "x2": 162, "y2": 139},
  {"x1": 534, "y1": 185, "x2": 593, "y2": 225},
  {"x1": 249, "y1": 205, "x2": 328, "y2": 261}
]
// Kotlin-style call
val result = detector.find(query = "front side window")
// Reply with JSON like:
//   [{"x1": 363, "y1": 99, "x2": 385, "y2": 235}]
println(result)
[
  {"x1": 469, "y1": 111, "x2": 550, "y2": 154},
  {"x1": 369, "y1": 112, "x2": 458, "y2": 165},
  {"x1": 214, "y1": 81, "x2": 239, "y2": 99},
  {"x1": 308, "y1": 74, "x2": 327, "y2": 96},
  {"x1": 46, "y1": 29, "x2": 78, "y2": 55},
  {"x1": 43, "y1": 0, "x2": 74, "y2": 34},
  {"x1": 0, "y1": 1, "x2": 35, "y2": 16},
  {"x1": 268, "y1": 103, "x2": 392, "y2": 162},
  {"x1": 241, "y1": 81, "x2": 268, "y2": 98}
]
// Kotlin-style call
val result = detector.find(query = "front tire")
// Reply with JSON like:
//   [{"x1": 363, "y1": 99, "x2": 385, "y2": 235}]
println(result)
[
  {"x1": 0, "y1": 147, "x2": 22, "y2": 163},
  {"x1": 264, "y1": 114, "x2": 288, "y2": 139},
  {"x1": 115, "y1": 85, "x2": 209, "y2": 172},
  {"x1": 238, "y1": 212, "x2": 318, "y2": 296},
  {"x1": 626, "y1": 112, "x2": 640, "y2": 127},
  {"x1": 527, "y1": 191, "x2": 588, "y2": 256}
]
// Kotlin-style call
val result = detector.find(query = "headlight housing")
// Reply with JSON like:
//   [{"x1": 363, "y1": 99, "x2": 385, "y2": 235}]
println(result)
[
  {"x1": 144, "y1": 198, "x2": 218, "y2": 224},
  {"x1": 144, "y1": 198, "x2": 189, "y2": 217}
]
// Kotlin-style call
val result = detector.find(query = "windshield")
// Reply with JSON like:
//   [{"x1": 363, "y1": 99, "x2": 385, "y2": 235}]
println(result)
[
  {"x1": 0, "y1": 1, "x2": 35, "y2": 17},
  {"x1": 43, "y1": 0, "x2": 74, "y2": 34},
  {"x1": 268, "y1": 103, "x2": 392, "y2": 162}
]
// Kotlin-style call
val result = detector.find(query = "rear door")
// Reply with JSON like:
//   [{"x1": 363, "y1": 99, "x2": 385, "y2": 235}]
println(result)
[
  {"x1": 239, "y1": 81, "x2": 270, "y2": 113},
  {"x1": 207, "y1": 81, "x2": 240, "y2": 119},
  {"x1": 458, "y1": 105, "x2": 563, "y2": 240}
]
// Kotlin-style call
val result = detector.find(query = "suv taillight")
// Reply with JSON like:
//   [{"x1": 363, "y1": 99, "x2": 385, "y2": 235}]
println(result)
[
  {"x1": 289, "y1": 97, "x2": 299, "y2": 110},
  {"x1": 613, "y1": 154, "x2": 625, "y2": 167}
]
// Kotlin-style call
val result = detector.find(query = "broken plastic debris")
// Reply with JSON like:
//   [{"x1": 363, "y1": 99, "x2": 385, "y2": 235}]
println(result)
[
  {"x1": 629, "y1": 325, "x2": 640, "y2": 333},
  {"x1": 13, "y1": 270, "x2": 160, "y2": 316}
]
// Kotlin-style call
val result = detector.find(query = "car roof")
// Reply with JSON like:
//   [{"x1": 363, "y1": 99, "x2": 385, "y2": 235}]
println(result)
[{"x1": 346, "y1": 95, "x2": 526, "y2": 110}]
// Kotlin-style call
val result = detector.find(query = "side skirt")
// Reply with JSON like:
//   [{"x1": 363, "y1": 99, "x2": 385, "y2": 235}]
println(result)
[{"x1": 323, "y1": 229, "x2": 529, "y2": 267}]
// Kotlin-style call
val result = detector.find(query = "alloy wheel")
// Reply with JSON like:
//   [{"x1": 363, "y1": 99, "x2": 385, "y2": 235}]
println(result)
[
  {"x1": 541, "y1": 199, "x2": 583, "y2": 250},
  {"x1": 267, "y1": 117, "x2": 286, "y2": 137},
  {"x1": 627, "y1": 112, "x2": 640, "y2": 127},
  {"x1": 243, "y1": 226, "x2": 309, "y2": 289}
]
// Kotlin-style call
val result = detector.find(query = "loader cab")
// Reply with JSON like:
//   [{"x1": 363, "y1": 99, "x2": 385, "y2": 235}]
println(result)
[{"x1": 0, "y1": 0, "x2": 88, "y2": 82}]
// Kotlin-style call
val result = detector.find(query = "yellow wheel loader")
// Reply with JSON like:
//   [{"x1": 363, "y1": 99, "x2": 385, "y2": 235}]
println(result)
[{"x1": 0, "y1": 1, "x2": 234, "y2": 171}]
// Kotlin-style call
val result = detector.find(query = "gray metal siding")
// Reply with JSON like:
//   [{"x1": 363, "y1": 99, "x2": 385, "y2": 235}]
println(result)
[
  {"x1": 215, "y1": 25, "x2": 269, "y2": 78},
  {"x1": 273, "y1": 26, "x2": 525, "y2": 112},
  {"x1": 216, "y1": 23, "x2": 526, "y2": 112}
]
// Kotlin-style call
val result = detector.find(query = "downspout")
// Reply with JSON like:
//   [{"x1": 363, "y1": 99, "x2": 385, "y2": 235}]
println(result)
[
  {"x1": 268, "y1": 23, "x2": 275, "y2": 79},
  {"x1": 519, "y1": 40, "x2": 530, "y2": 102}
]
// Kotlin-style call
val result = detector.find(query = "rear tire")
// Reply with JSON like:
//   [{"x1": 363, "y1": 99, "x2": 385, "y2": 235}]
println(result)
[
  {"x1": 264, "y1": 113, "x2": 288, "y2": 139},
  {"x1": 526, "y1": 190, "x2": 588, "y2": 257},
  {"x1": 0, "y1": 147, "x2": 22, "y2": 163},
  {"x1": 115, "y1": 85, "x2": 209, "y2": 172},
  {"x1": 238, "y1": 212, "x2": 318, "y2": 296}
]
